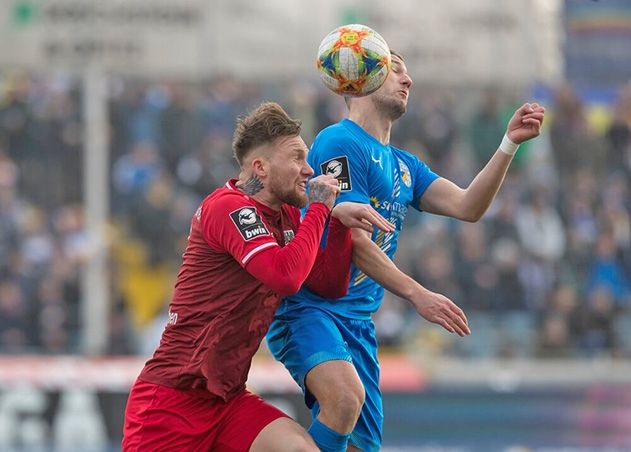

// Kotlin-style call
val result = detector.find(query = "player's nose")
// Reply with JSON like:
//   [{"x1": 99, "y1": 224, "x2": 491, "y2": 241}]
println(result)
[
  {"x1": 303, "y1": 162, "x2": 314, "y2": 177},
  {"x1": 402, "y1": 73, "x2": 412, "y2": 88}
]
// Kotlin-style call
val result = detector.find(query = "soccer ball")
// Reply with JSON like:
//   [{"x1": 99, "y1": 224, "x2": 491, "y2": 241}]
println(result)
[{"x1": 316, "y1": 24, "x2": 391, "y2": 97}]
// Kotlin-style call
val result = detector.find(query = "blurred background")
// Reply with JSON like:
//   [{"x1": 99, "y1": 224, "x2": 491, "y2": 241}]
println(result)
[{"x1": 0, "y1": 0, "x2": 630, "y2": 450}]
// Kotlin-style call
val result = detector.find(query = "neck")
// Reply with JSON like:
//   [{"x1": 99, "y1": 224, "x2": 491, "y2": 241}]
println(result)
[
  {"x1": 348, "y1": 105, "x2": 392, "y2": 145},
  {"x1": 235, "y1": 174, "x2": 282, "y2": 210}
]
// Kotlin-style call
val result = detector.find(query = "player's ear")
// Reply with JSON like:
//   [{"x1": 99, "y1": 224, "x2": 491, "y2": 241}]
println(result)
[{"x1": 251, "y1": 156, "x2": 268, "y2": 179}]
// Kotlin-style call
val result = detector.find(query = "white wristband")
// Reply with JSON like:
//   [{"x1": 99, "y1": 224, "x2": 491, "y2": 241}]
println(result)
[{"x1": 499, "y1": 134, "x2": 519, "y2": 156}]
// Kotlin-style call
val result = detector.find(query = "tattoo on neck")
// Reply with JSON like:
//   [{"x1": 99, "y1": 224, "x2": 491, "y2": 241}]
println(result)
[{"x1": 238, "y1": 176, "x2": 264, "y2": 195}]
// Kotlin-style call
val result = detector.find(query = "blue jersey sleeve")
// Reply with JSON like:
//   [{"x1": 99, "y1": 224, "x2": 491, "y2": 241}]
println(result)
[
  {"x1": 410, "y1": 156, "x2": 440, "y2": 211},
  {"x1": 309, "y1": 126, "x2": 371, "y2": 205}
]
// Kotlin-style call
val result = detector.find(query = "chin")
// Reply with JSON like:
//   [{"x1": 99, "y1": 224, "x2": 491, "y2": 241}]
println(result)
[
  {"x1": 392, "y1": 100, "x2": 407, "y2": 118},
  {"x1": 284, "y1": 192, "x2": 308, "y2": 209},
  {"x1": 295, "y1": 194, "x2": 308, "y2": 209},
  {"x1": 374, "y1": 95, "x2": 406, "y2": 120}
]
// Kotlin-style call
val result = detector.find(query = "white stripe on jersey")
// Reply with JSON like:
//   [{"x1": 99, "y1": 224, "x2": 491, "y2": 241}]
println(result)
[{"x1": 242, "y1": 241, "x2": 279, "y2": 265}]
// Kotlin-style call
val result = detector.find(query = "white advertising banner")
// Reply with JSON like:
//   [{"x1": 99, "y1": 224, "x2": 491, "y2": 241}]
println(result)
[
  {"x1": 0, "y1": 1, "x2": 562, "y2": 85},
  {"x1": 0, "y1": 0, "x2": 208, "y2": 77}
]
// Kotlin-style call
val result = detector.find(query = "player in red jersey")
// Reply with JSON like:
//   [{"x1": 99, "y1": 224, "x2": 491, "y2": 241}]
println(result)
[{"x1": 122, "y1": 102, "x2": 394, "y2": 452}]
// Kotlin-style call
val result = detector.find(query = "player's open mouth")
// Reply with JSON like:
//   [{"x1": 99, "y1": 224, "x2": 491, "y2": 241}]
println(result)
[
  {"x1": 398, "y1": 90, "x2": 408, "y2": 99},
  {"x1": 298, "y1": 182, "x2": 307, "y2": 191}
]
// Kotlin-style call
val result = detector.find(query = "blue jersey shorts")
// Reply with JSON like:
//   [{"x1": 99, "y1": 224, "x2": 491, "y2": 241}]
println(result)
[{"x1": 266, "y1": 304, "x2": 383, "y2": 452}]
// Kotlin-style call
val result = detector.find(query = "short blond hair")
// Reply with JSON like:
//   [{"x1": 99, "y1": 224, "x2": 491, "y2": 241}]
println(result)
[{"x1": 232, "y1": 102, "x2": 302, "y2": 166}]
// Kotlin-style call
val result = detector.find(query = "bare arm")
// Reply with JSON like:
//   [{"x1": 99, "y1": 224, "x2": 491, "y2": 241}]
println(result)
[
  {"x1": 352, "y1": 228, "x2": 470, "y2": 336},
  {"x1": 420, "y1": 102, "x2": 545, "y2": 222}
]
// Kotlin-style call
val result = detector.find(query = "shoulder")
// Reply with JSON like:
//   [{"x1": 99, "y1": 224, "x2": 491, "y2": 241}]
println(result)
[
  {"x1": 311, "y1": 121, "x2": 369, "y2": 167},
  {"x1": 391, "y1": 146, "x2": 433, "y2": 170},
  {"x1": 391, "y1": 145, "x2": 423, "y2": 163},
  {"x1": 201, "y1": 187, "x2": 256, "y2": 224},
  {"x1": 313, "y1": 120, "x2": 362, "y2": 148}
]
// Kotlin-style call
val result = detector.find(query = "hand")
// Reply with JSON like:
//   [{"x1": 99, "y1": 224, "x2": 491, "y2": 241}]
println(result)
[
  {"x1": 308, "y1": 174, "x2": 340, "y2": 210},
  {"x1": 506, "y1": 102, "x2": 545, "y2": 145},
  {"x1": 331, "y1": 202, "x2": 396, "y2": 233},
  {"x1": 411, "y1": 289, "x2": 470, "y2": 336}
]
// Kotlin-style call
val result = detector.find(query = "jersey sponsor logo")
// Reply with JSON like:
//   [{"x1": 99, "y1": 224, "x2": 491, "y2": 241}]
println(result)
[
  {"x1": 321, "y1": 156, "x2": 352, "y2": 191},
  {"x1": 230, "y1": 207, "x2": 271, "y2": 241},
  {"x1": 283, "y1": 229, "x2": 295, "y2": 245}
]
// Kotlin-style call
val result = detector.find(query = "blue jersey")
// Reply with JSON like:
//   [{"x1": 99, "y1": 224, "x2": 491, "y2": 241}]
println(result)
[{"x1": 279, "y1": 118, "x2": 439, "y2": 319}]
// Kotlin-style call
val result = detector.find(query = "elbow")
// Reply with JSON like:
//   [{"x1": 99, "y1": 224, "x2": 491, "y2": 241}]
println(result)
[
  {"x1": 272, "y1": 279, "x2": 303, "y2": 297},
  {"x1": 458, "y1": 205, "x2": 485, "y2": 223},
  {"x1": 461, "y1": 211, "x2": 483, "y2": 223}
]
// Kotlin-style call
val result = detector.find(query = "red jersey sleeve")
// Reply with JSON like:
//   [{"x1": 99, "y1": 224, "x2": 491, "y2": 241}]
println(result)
[
  {"x1": 245, "y1": 202, "x2": 331, "y2": 296},
  {"x1": 304, "y1": 217, "x2": 352, "y2": 299},
  {"x1": 203, "y1": 194, "x2": 331, "y2": 297}
]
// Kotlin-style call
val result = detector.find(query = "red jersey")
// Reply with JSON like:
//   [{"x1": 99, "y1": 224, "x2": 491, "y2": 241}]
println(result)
[{"x1": 139, "y1": 179, "x2": 350, "y2": 401}]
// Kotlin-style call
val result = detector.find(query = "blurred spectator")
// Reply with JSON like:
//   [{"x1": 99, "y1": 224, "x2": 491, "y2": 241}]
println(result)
[
  {"x1": 489, "y1": 237, "x2": 525, "y2": 312},
  {"x1": 374, "y1": 293, "x2": 408, "y2": 348},
  {"x1": 159, "y1": 84, "x2": 204, "y2": 172},
  {"x1": 395, "y1": 88, "x2": 457, "y2": 176},
  {"x1": 112, "y1": 141, "x2": 164, "y2": 214},
  {"x1": 468, "y1": 89, "x2": 505, "y2": 170},
  {"x1": 536, "y1": 313, "x2": 573, "y2": 358},
  {"x1": 579, "y1": 285, "x2": 618, "y2": 357},
  {"x1": 515, "y1": 188, "x2": 566, "y2": 310},
  {"x1": 0, "y1": 151, "x2": 22, "y2": 277},
  {"x1": 452, "y1": 222, "x2": 497, "y2": 311},
  {"x1": 605, "y1": 83, "x2": 631, "y2": 176},
  {"x1": 562, "y1": 170, "x2": 599, "y2": 278},
  {"x1": 0, "y1": 279, "x2": 34, "y2": 353},
  {"x1": 585, "y1": 232, "x2": 630, "y2": 305},
  {"x1": 549, "y1": 85, "x2": 607, "y2": 180},
  {"x1": 35, "y1": 276, "x2": 72, "y2": 353}
]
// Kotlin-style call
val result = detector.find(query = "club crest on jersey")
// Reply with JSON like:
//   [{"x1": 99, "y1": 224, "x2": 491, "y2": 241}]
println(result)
[
  {"x1": 321, "y1": 156, "x2": 352, "y2": 191},
  {"x1": 230, "y1": 207, "x2": 270, "y2": 241},
  {"x1": 398, "y1": 159, "x2": 412, "y2": 188},
  {"x1": 283, "y1": 230, "x2": 295, "y2": 245}
]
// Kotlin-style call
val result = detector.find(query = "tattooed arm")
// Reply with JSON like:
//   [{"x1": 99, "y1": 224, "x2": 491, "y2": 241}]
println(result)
[{"x1": 307, "y1": 175, "x2": 340, "y2": 210}]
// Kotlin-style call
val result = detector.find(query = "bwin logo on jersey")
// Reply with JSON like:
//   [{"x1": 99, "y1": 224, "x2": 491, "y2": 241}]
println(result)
[
  {"x1": 230, "y1": 207, "x2": 271, "y2": 241},
  {"x1": 325, "y1": 160, "x2": 343, "y2": 177},
  {"x1": 238, "y1": 208, "x2": 257, "y2": 225},
  {"x1": 321, "y1": 156, "x2": 352, "y2": 191}
]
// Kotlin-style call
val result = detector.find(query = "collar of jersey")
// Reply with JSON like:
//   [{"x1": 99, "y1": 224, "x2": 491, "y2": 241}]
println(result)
[{"x1": 341, "y1": 118, "x2": 390, "y2": 149}]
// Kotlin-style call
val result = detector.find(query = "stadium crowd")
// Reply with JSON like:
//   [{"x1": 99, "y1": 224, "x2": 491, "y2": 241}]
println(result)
[{"x1": 0, "y1": 73, "x2": 629, "y2": 359}]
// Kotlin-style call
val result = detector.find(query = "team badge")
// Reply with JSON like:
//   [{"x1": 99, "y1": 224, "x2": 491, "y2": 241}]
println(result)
[
  {"x1": 321, "y1": 156, "x2": 352, "y2": 191},
  {"x1": 283, "y1": 230, "x2": 295, "y2": 245},
  {"x1": 229, "y1": 207, "x2": 271, "y2": 241},
  {"x1": 398, "y1": 159, "x2": 412, "y2": 188}
]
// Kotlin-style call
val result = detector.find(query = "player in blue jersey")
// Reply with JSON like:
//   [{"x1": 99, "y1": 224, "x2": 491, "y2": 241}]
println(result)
[{"x1": 267, "y1": 52, "x2": 545, "y2": 451}]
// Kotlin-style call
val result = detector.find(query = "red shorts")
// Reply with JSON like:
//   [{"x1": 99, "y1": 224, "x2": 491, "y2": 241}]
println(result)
[{"x1": 122, "y1": 379, "x2": 288, "y2": 451}]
